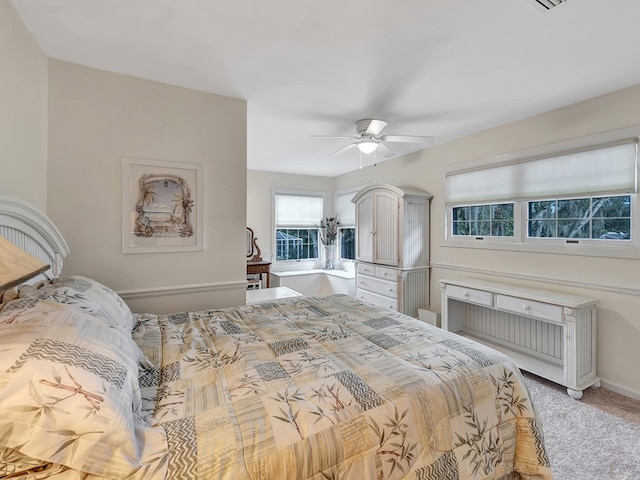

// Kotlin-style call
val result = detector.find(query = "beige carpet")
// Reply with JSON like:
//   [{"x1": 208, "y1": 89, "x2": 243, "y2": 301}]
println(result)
[{"x1": 523, "y1": 372, "x2": 640, "y2": 480}]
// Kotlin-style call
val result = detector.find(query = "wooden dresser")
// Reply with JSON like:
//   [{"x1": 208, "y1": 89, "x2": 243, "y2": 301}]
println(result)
[{"x1": 247, "y1": 260, "x2": 271, "y2": 288}]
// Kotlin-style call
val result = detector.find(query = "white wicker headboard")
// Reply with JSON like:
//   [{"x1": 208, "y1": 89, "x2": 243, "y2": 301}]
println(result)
[{"x1": 0, "y1": 195, "x2": 70, "y2": 282}]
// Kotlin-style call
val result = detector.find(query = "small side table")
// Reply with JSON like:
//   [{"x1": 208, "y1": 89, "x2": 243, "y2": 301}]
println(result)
[
  {"x1": 246, "y1": 286, "x2": 303, "y2": 304},
  {"x1": 247, "y1": 260, "x2": 271, "y2": 288}
]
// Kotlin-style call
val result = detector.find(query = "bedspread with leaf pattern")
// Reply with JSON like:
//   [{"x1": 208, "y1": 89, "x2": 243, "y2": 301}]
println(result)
[{"x1": 133, "y1": 294, "x2": 553, "y2": 480}]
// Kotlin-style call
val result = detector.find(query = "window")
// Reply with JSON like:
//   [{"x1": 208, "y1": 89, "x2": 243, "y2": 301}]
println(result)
[
  {"x1": 444, "y1": 133, "x2": 638, "y2": 255},
  {"x1": 335, "y1": 189, "x2": 358, "y2": 261},
  {"x1": 276, "y1": 228, "x2": 318, "y2": 260},
  {"x1": 528, "y1": 195, "x2": 631, "y2": 241},
  {"x1": 275, "y1": 192, "x2": 323, "y2": 262},
  {"x1": 452, "y1": 203, "x2": 514, "y2": 237},
  {"x1": 339, "y1": 227, "x2": 355, "y2": 259}
]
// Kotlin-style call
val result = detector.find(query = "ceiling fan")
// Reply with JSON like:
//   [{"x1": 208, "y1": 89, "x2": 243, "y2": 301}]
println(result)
[{"x1": 310, "y1": 119, "x2": 435, "y2": 158}]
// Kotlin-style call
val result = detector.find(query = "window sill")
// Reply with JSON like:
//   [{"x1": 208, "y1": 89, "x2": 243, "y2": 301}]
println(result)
[{"x1": 271, "y1": 269, "x2": 355, "y2": 280}]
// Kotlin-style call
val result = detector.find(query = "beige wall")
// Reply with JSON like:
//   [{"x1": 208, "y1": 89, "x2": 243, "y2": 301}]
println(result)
[
  {"x1": 331, "y1": 84, "x2": 640, "y2": 398},
  {"x1": 47, "y1": 60, "x2": 247, "y2": 312},
  {"x1": 0, "y1": 0, "x2": 48, "y2": 210}
]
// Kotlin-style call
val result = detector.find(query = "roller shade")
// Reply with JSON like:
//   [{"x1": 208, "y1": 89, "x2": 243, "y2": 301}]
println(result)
[
  {"x1": 445, "y1": 139, "x2": 637, "y2": 205},
  {"x1": 275, "y1": 193, "x2": 323, "y2": 227},
  {"x1": 335, "y1": 191, "x2": 356, "y2": 225}
]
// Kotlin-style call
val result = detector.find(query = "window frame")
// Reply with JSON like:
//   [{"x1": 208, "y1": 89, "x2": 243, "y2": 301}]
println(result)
[
  {"x1": 450, "y1": 202, "x2": 516, "y2": 240},
  {"x1": 524, "y1": 194, "x2": 633, "y2": 246},
  {"x1": 275, "y1": 227, "x2": 319, "y2": 262},
  {"x1": 338, "y1": 226, "x2": 356, "y2": 261},
  {"x1": 444, "y1": 127, "x2": 640, "y2": 259}
]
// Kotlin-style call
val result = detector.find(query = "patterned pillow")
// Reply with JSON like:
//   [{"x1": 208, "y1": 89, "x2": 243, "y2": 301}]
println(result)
[
  {"x1": 39, "y1": 275, "x2": 136, "y2": 331},
  {"x1": 0, "y1": 302, "x2": 168, "y2": 479},
  {"x1": 0, "y1": 287, "x2": 19, "y2": 304},
  {"x1": 0, "y1": 280, "x2": 55, "y2": 311},
  {"x1": 0, "y1": 275, "x2": 136, "y2": 332}
]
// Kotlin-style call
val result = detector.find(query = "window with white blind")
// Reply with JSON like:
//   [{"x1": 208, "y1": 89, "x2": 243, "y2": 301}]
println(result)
[
  {"x1": 335, "y1": 189, "x2": 358, "y2": 260},
  {"x1": 445, "y1": 134, "x2": 638, "y2": 255},
  {"x1": 274, "y1": 192, "x2": 323, "y2": 262}
]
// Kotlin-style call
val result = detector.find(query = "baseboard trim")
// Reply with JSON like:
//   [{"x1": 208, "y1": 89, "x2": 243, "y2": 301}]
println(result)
[
  {"x1": 117, "y1": 280, "x2": 247, "y2": 300},
  {"x1": 430, "y1": 262, "x2": 640, "y2": 297},
  {"x1": 600, "y1": 380, "x2": 640, "y2": 401}
]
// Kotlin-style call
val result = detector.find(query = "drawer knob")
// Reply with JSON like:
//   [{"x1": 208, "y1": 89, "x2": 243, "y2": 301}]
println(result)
[
  {"x1": 388, "y1": 288, "x2": 393, "y2": 292},
  {"x1": 463, "y1": 292, "x2": 470, "y2": 297},
  {"x1": 522, "y1": 304, "x2": 531, "y2": 311}
]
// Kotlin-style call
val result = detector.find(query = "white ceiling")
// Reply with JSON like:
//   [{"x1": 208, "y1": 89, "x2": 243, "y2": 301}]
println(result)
[{"x1": 11, "y1": 0, "x2": 640, "y2": 177}]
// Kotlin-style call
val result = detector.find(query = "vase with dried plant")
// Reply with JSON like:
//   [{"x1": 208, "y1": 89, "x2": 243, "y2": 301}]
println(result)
[{"x1": 317, "y1": 216, "x2": 339, "y2": 269}]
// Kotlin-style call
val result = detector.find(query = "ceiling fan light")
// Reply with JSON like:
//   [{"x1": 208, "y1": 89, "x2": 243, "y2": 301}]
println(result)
[{"x1": 357, "y1": 141, "x2": 378, "y2": 154}]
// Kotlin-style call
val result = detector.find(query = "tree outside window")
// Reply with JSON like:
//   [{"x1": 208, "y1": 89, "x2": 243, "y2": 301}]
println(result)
[
  {"x1": 452, "y1": 203, "x2": 514, "y2": 237},
  {"x1": 528, "y1": 195, "x2": 630, "y2": 240}
]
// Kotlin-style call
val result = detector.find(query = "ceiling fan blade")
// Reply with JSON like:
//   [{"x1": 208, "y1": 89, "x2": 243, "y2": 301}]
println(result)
[
  {"x1": 309, "y1": 135, "x2": 357, "y2": 139},
  {"x1": 328, "y1": 143, "x2": 357, "y2": 157},
  {"x1": 378, "y1": 143, "x2": 395, "y2": 158},
  {"x1": 365, "y1": 119, "x2": 388, "y2": 136},
  {"x1": 381, "y1": 135, "x2": 435, "y2": 144}
]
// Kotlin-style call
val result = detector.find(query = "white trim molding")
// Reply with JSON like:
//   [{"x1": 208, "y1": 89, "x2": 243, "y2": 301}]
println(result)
[
  {"x1": 430, "y1": 262, "x2": 640, "y2": 297},
  {"x1": 600, "y1": 380, "x2": 640, "y2": 401},
  {"x1": 118, "y1": 280, "x2": 247, "y2": 301}
]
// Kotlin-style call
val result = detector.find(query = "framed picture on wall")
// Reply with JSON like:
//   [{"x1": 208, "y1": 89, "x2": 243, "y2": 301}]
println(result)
[{"x1": 122, "y1": 157, "x2": 203, "y2": 254}]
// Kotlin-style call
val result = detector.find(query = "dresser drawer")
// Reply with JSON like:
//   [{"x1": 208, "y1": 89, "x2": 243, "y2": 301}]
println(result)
[
  {"x1": 357, "y1": 263, "x2": 398, "y2": 280},
  {"x1": 357, "y1": 275, "x2": 398, "y2": 299},
  {"x1": 357, "y1": 289, "x2": 399, "y2": 311},
  {"x1": 357, "y1": 263, "x2": 375, "y2": 276},
  {"x1": 446, "y1": 284, "x2": 493, "y2": 307},
  {"x1": 374, "y1": 265, "x2": 397, "y2": 281},
  {"x1": 496, "y1": 294, "x2": 563, "y2": 324},
  {"x1": 251, "y1": 264, "x2": 269, "y2": 273}
]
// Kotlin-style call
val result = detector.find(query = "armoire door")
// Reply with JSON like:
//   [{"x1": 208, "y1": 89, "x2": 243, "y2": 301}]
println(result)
[
  {"x1": 373, "y1": 191, "x2": 399, "y2": 266},
  {"x1": 355, "y1": 191, "x2": 374, "y2": 263}
]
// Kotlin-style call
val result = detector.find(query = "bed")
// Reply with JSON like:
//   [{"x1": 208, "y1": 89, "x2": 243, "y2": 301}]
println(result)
[{"x1": 0, "y1": 195, "x2": 553, "y2": 480}]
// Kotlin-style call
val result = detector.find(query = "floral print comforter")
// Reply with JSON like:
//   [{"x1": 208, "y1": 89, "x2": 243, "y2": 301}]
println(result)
[{"x1": 133, "y1": 294, "x2": 553, "y2": 480}]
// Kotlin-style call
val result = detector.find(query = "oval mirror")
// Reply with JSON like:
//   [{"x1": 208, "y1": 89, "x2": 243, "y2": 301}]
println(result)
[{"x1": 246, "y1": 227, "x2": 262, "y2": 261}]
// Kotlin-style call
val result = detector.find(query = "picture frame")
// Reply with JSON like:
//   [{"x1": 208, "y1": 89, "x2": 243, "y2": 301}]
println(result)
[{"x1": 122, "y1": 157, "x2": 203, "y2": 254}]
